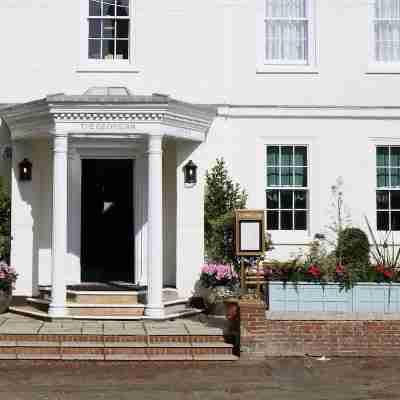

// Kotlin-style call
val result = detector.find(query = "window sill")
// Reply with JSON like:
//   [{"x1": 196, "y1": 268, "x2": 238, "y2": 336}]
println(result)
[
  {"x1": 76, "y1": 63, "x2": 140, "y2": 73},
  {"x1": 366, "y1": 64, "x2": 400, "y2": 75},
  {"x1": 256, "y1": 64, "x2": 319, "y2": 75}
]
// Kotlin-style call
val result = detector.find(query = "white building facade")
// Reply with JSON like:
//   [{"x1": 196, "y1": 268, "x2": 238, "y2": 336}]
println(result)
[{"x1": 1, "y1": 0, "x2": 400, "y2": 317}]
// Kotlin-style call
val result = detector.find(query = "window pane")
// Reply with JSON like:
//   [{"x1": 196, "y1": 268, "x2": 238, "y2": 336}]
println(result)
[
  {"x1": 88, "y1": 39, "x2": 101, "y2": 59},
  {"x1": 391, "y1": 147, "x2": 400, "y2": 166},
  {"x1": 265, "y1": 20, "x2": 307, "y2": 61},
  {"x1": 391, "y1": 168, "x2": 400, "y2": 186},
  {"x1": 294, "y1": 190, "x2": 307, "y2": 209},
  {"x1": 377, "y1": 211, "x2": 389, "y2": 231},
  {"x1": 281, "y1": 167, "x2": 293, "y2": 185},
  {"x1": 267, "y1": 211, "x2": 279, "y2": 230},
  {"x1": 281, "y1": 146, "x2": 293, "y2": 165},
  {"x1": 103, "y1": 0, "x2": 115, "y2": 16},
  {"x1": 294, "y1": 167, "x2": 307, "y2": 187},
  {"x1": 266, "y1": 190, "x2": 279, "y2": 209},
  {"x1": 267, "y1": 146, "x2": 279, "y2": 165},
  {"x1": 294, "y1": 146, "x2": 307, "y2": 166},
  {"x1": 117, "y1": 0, "x2": 129, "y2": 16},
  {"x1": 376, "y1": 0, "x2": 400, "y2": 19},
  {"x1": 89, "y1": 0, "x2": 101, "y2": 16},
  {"x1": 116, "y1": 20, "x2": 129, "y2": 38},
  {"x1": 116, "y1": 40, "x2": 129, "y2": 59},
  {"x1": 377, "y1": 190, "x2": 389, "y2": 209},
  {"x1": 267, "y1": 167, "x2": 279, "y2": 186},
  {"x1": 103, "y1": 19, "x2": 115, "y2": 38},
  {"x1": 266, "y1": 0, "x2": 306, "y2": 18},
  {"x1": 102, "y1": 40, "x2": 115, "y2": 59},
  {"x1": 377, "y1": 167, "x2": 389, "y2": 187},
  {"x1": 280, "y1": 190, "x2": 293, "y2": 209},
  {"x1": 391, "y1": 190, "x2": 400, "y2": 209},
  {"x1": 89, "y1": 19, "x2": 101, "y2": 38},
  {"x1": 294, "y1": 211, "x2": 307, "y2": 230},
  {"x1": 392, "y1": 211, "x2": 400, "y2": 230},
  {"x1": 281, "y1": 211, "x2": 293, "y2": 230},
  {"x1": 377, "y1": 146, "x2": 389, "y2": 167}
]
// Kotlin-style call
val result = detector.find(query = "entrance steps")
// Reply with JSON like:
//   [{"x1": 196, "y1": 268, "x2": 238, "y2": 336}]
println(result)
[
  {"x1": 15, "y1": 286, "x2": 203, "y2": 320},
  {"x1": 0, "y1": 316, "x2": 238, "y2": 361}
]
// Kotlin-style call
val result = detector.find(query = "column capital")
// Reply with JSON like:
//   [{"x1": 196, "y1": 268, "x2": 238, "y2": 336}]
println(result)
[
  {"x1": 53, "y1": 134, "x2": 68, "y2": 154},
  {"x1": 147, "y1": 135, "x2": 163, "y2": 155}
]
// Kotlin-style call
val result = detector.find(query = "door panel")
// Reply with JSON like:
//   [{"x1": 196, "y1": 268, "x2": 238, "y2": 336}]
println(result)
[{"x1": 81, "y1": 159, "x2": 134, "y2": 282}]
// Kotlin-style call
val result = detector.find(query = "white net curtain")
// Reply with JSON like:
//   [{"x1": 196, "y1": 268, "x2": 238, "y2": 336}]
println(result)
[
  {"x1": 265, "y1": 0, "x2": 308, "y2": 63},
  {"x1": 375, "y1": 0, "x2": 400, "y2": 62}
]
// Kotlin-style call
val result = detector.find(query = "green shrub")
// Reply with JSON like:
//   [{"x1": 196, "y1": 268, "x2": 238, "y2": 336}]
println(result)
[
  {"x1": 204, "y1": 158, "x2": 247, "y2": 263},
  {"x1": 336, "y1": 227, "x2": 370, "y2": 267}
]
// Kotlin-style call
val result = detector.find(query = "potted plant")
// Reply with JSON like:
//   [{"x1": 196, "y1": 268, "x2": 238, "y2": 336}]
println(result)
[
  {"x1": 199, "y1": 263, "x2": 240, "y2": 315},
  {"x1": 0, "y1": 261, "x2": 17, "y2": 313}
]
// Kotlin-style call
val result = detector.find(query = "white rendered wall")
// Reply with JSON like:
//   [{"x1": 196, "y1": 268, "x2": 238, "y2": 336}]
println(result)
[{"x1": 0, "y1": 1, "x2": 399, "y2": 106}]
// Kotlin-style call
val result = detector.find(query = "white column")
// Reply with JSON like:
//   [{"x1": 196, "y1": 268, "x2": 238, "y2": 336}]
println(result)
[
  {"x1": 145, "y1": 135, "x2": 164, "y2": 318},
  {"x1": 48, "y1": 134, "x2": 68, "y2": 317}
]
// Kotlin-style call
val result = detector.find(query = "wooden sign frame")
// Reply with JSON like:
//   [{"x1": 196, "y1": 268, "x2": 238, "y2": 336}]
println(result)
[{"x1": 235, "y1": 209, "x2": 265, "y2": 256}]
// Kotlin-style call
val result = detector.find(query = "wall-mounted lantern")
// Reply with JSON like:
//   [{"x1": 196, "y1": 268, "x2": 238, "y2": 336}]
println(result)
[
  {"x1": 184, "y1": 160, "x2": 197, "y2": 185},
  {"x1": 19, "y1": 158, "x2": 32, "y2": 181}
]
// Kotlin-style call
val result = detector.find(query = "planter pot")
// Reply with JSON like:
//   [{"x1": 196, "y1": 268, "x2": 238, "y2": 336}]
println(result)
[
  {"x1": 224, "y1": 298, "x2": 239, "y2": 321},
  {"x1": 268, "y1": 282, "x2": 400, "y2": 313},
  {"x1": 0, "y1": 289, "x2": 12, "y2": 314},
  {"x1": 202, "y1": 286, "x2": 237, "y2": 316}
]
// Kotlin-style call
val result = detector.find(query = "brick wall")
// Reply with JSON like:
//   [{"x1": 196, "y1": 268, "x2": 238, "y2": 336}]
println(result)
[{"x1": 239, "y1": 301, "x2": 400, "y2": 357}]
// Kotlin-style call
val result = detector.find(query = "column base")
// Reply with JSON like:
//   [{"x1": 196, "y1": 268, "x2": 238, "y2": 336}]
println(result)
[
  {"x1": 144, "y1": 305, "x2": 165, "y2": 318},
  {"x1": 48, "y1": 304, "x2": 67, "y2": 318}
]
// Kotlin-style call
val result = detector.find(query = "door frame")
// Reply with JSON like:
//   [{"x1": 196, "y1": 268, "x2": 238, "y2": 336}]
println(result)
[{"x1": 67, "y1": 140, "x2": 147, "y2": 285}]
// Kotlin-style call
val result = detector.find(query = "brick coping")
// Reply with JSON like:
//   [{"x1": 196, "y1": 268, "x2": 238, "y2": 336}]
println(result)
[{"x1": 266, "y1": 311, "x2": 400, "y2": 320}]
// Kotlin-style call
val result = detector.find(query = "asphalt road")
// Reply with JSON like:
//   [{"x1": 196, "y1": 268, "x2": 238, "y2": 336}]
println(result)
[{"x1": 0, "y1": 357, "x2": 398, "y2": 399}]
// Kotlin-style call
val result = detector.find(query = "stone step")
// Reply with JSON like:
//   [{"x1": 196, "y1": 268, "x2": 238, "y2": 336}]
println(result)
[
  {"x1": 0, "y1": 333, "x2": 236, "y2": 360},
  {"x1": 25, "y1": 297, "x2": 200, "y2": 319}
]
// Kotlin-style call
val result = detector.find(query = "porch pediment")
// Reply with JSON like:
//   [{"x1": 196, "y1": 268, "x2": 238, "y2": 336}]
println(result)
[{"x1": 0, "y1": 89, "x2": 216, "y2": 141}]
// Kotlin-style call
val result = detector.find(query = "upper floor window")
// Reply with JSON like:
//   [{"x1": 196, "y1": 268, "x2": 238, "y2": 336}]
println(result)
[
  {"x1": 264, "y1": 0, "x2": 312, "y2": 64},
  {"x1": 266, "y1": 145, "x2": 308, "y2": 230},
  {"x1": 88, "y1": 0, "x2": 130, "y2": 60},
  {"x1": 373, "y1": 0, "x2": 400, "y2": 62},
  {"x1": 376, "y1": 145, "x2": 400, "y2": 230}
]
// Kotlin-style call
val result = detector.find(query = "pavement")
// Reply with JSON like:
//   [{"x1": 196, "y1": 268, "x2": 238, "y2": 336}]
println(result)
[{"x1": 0, "y1": 357, "x2": 397, "y2": 399}]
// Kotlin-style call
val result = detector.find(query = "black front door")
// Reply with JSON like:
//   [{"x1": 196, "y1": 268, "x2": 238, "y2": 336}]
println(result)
[{"x1": 81, "y1": 159, "x2": 134, "y2": 282}]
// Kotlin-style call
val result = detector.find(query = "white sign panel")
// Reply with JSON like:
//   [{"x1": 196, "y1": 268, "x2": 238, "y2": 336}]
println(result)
[{"x1": 240, "y1": 221, "x2": 261, "y2": 252}]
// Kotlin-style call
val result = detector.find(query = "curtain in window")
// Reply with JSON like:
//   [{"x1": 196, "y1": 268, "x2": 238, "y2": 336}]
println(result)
[
  {"x1": 265, "y1": 0, "x2": 307, "y2": 62},
  {"x1": 375, "y1": 0, "x2": 400, "y2": 61}
]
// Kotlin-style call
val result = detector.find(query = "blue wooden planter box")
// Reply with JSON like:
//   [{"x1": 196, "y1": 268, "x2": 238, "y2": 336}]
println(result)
[{"x1": 268, "y1": 282, "x2": 400, "y2": 312}]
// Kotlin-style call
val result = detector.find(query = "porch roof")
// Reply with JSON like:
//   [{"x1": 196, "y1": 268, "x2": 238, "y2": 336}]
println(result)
[{"x1": 0, "y1": 89, "x2": 216, "y2": 141}]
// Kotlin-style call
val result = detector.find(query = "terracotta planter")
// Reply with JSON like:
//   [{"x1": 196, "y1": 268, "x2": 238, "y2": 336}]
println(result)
[
  {"x1": 224, "y1": 298, "x2": 239, "y2": 321},
  {"x1": 0, "y1": 289, "x2": 12, "y2": 314}
]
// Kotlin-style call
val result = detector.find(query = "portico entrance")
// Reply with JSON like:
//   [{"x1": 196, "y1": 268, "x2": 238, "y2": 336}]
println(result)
[
  {"x1": 81, "y1": 159, "x2": 134, "y2": 283},
  {"x1": 0, "y1": 87, "x2": 215, "y2": 319}
]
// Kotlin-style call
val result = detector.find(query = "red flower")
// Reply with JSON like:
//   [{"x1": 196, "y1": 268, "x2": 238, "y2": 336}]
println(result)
[
  {"x1": 307, "y1": 264, "x2": 321, "y2": 277},
  {"x1": 336, "y1": 264, "x2": 345, "y2": 274},
  {"x1": 376, "y1": 264, "x2": 385, "y2": 273},
  {"x1": 383, "y1": 270, "x2": 394, "y2": 279}
]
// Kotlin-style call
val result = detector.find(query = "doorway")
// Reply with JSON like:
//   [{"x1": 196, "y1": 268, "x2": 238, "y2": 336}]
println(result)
[{"x1": 81, "y1": 159, "x2": 134, "y2": 282}]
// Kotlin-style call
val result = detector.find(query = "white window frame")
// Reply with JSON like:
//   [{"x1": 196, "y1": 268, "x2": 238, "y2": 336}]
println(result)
[
  {"x1": 376, "y1": 144, "x2": 400, "y2": 231},
  {"x1": 256, "y1": 0, "x2": 318, "y2": 74},
  {"x1": 265, "y1": 144, "x2": 310, "y2": 232},
  {"x1": 367, "y1": 0, "x2": 400, "y2": 74},
  {"x1": 77, "y1": 0, "x2": 139, "y2": 73}
]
